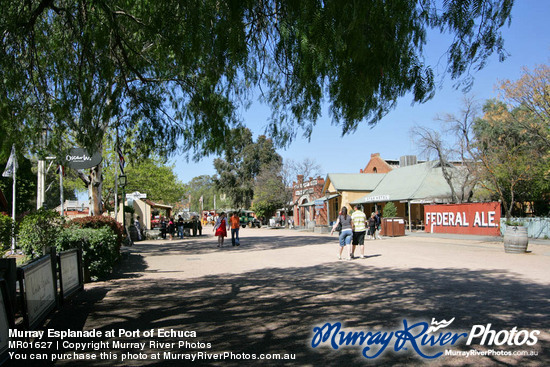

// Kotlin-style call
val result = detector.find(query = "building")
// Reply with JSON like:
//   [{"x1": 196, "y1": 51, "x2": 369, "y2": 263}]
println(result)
[
  {"x1": 322, "y1": 173, "x2": 386, "y2": 224},
  {"x1": 360, "y1": 152, "x2": 399, "y2": 173},
  {"x1": 116, "y1": 197, "x2": 173, "y2": 230},
  {"x1": 292, "y1": 175, "x2": 325, "y2": 227},
  {"x1": 351, "y1": 161, "x2": 470, "y2": 230},
  {"x1": 54, "y1": 200, "x2": 90, "y2": 218}
]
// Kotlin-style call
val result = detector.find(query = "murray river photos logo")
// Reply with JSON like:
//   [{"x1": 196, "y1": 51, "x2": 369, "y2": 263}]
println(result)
[{"x1": 310, "y1": 318, "x2": 540, "y2": 360}]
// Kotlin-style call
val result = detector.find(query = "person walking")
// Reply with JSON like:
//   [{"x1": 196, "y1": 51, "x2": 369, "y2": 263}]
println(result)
[
  {"x1": 160, "y1": 217, "x2": 167, "y2": 239},
  {"x1": 351, "y1": 205, "x2": 367, "y2": 258},
  {"x1": 177, "y1": 215, "x2": 185, "y2": 239},
  {"x1": 213, "y1": 212, "x2": 228, "y2": 247},
  {"x1": 367, "y1": 212, "x2": 377, "y2": 240},
  {"x1": 167, "y1": 217, "x2": 175, "y2": 240},
  {"x1": 331, "y1": 206, "x2": 353, "y2": 260},
  {"x1": 134, "y1": 216, "x2": 143, "y2": 241},
  {"x1": 230, "y1": 212, "x2": 241, "y2": 246},
  {"x1": 375, "y1": 210, "x2": 383, "y2": 239}
]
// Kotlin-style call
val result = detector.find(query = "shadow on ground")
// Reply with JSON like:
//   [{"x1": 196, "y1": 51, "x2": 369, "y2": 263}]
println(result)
[
  {"x1": 123, "y1": 233, "x2": 338, "y2": 258},
  {"x1": 17, "y1": 259, "x2": 548, "y2": 367}
]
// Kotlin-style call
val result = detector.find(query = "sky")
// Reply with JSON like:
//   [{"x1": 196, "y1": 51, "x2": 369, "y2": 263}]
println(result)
[{"x1": 171, "y1": 1, "x2": 550, "y2": 184}]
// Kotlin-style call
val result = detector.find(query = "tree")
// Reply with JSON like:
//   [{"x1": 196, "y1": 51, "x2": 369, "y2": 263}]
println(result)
[
  {"x1": 412, "y1": 96, "x2": 480, "y2": 203},
  {"x1": 2, "y1": 1, "x2": 514, "y2": 213},
  {"x1": 43, "y1": 165, "x2": 79, "y2": 211},
  {"x1": 281, "y1": 157, "x2": 324, "y2": 218},
  {"x1": 473, "y1": 100, "x2": 549, "y2": 219},
  {"x1": 102, "y1": 156, "x2": 185, "y2": 210},
  {"x1": 498, "y1": 64, "x2": 550, "y2": 149},
  {"x1": 183, "y1": 175, "x2": 229, "y2": 213},
  {"x1": 285, "y1": 158, "x2": 323, "y2": 182},
  {"x1": 214, "y1": 128, "x2": 282, "y2": 209},
  {"x1": 0, "y1": 154, "x2": 37, "y2": 214},
  {"x1": 252, "y1": 163, "x2": 287, "y2": 219}
]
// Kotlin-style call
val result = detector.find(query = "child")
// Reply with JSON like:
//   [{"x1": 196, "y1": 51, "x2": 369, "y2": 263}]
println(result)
[{"x1": 213, "y1": 212, "x2": 228, "y2": 247}]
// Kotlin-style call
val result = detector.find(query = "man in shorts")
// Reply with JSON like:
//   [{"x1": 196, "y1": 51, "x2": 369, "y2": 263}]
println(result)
[{"x1": 351, "y1": 205, "x2": 367, "y2": 258}]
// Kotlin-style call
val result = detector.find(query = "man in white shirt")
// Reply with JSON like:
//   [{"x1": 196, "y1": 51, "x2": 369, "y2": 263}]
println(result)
[{"x1": 351, "y1": 205, "x2": 367, "y2": 258}]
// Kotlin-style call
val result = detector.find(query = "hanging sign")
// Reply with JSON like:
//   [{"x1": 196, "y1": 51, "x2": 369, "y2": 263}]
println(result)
[
  {"x1": 65, "y1": 148, "x2": 102, "y2": 169},
  {"x1": 126, "y1": 191, "x2": 147, "y2": 200}
]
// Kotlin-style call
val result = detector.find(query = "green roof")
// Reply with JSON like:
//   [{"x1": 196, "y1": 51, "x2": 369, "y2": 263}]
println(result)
[
  {"x1": 351, "y1": 161, "x2": 462, "y2": 204},
  {"x1": 326, "y1": 173, "x2": 386, "y2": 191}
]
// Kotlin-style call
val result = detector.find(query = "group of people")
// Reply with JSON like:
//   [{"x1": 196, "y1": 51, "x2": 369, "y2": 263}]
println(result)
[
  {"x1": 158, "y1": 215, "x2": 202, "y2": 240},
  {"x1": 213, "y1": 212, "x2": 241, "y2": 248},
  {"x1": 330, "y1": 205, "x2": 382, "y2": 260}
]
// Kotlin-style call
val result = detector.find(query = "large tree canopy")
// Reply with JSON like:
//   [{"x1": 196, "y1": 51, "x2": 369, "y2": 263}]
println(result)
[
  {"x1": 214, "y1": 127, "x2": 281, "y2": 209},
  {"x1": 1, "y1": 0, "x2": 513, "y2": 213},
  {"x1": 2, "y1": 0, "x2": 513, "y2": 153}
]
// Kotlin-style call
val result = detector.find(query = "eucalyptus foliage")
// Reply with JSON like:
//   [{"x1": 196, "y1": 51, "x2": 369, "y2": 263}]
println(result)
[{"x1": 214, "y1": 128, "x2": 282, "y2": 209}]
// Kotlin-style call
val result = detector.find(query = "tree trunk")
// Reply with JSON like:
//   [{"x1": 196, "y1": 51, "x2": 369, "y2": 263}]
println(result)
[{"x1": 89, "y1": 164, "x2": 103, "y2": 216}]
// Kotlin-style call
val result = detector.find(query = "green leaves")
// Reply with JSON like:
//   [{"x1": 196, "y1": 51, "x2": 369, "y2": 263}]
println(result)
[
  {"x1": 1, "y1": 0, "x2": 514, "y2": 156},
  {"x1": 214, "y1": 127, "x2": 282, "y2": 209}
]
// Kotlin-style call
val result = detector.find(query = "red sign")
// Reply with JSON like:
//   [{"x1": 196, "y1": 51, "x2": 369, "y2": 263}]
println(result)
[{"x1": 424, "y1": 202, "x2": 501, "y2": 236}]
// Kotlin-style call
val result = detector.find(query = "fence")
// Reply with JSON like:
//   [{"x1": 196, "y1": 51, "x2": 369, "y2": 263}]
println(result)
[
  {"x1": 500, "y1": 217, "x2": 550, "y2": 239},
  {"x1": 0, "y1": 248, "x2": 84, "y2": 363}
]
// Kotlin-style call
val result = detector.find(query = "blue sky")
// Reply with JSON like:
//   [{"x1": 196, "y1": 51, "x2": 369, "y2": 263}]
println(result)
[{"x1": 171, "y1": 1, "x2": 550, "y2": 183}]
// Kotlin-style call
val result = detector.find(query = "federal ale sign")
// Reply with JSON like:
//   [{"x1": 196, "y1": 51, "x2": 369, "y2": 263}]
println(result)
[{"x1": 424, "y1": 202, "x2": 501, "y2": 236}]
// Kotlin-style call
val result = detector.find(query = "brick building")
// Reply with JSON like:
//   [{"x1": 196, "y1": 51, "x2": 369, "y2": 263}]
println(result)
[{"x1": 292, "y1": 175, "x2": 325, "y2": 227}]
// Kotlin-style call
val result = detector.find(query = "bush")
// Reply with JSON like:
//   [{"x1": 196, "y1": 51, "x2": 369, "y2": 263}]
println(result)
[
  {"x1": 382, "y1": 202, "x2": 397, "y2": 217},
  {"x1": 18, "y1": 208, "x2": 64, "y2": 259},
  {"x1": 0, "y1": 214, "x2": 14, "y2": 251},
  {"x1": 69, "y1": 216, "x2": 125, "y2": 251},
  {"x1": 56, "y1": 226, "x2": 119, "y2": 281}
]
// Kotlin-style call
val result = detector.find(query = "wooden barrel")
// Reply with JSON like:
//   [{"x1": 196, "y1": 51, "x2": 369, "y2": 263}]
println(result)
[{"x1": 503, "y1": 226, "x2": 528, "y2": 253}]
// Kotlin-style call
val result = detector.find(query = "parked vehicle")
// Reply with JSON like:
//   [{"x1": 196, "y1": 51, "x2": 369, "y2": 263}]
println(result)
[{"x1": 239, "y1": 211, "x2": 261, "y2": 228}]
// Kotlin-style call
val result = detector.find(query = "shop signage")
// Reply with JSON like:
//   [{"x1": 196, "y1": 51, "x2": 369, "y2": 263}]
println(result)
[
  {"x1": 363, "y1": 195, "x2": 390, "y2": 203},
  {"x1": 424, "y1": 202, "x2": 501, "y2": 236},
  {"x1": 126, "y1": 191, "x2": 147, "y2": 200},
  {"x1": 65, "y1": 148, "x2": 102, "y2": 169}
]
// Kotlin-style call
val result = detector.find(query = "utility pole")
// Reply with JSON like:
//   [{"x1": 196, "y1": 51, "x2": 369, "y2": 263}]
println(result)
[
  {"x1": 37, "y1": 128, "x2": 49, "y2": 209},
  {"x1": 37, "y1": 159, "x2": 45, "y2": 209}
]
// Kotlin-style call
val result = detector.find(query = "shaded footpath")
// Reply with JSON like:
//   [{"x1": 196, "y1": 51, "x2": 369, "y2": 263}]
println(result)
[{"x1": 6, "y1": 230, "x2": 550, "y2": 367}]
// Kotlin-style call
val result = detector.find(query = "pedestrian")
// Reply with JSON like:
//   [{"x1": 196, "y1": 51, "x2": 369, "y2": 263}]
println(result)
[
  {"x1": 331, "y1": 206, "x2": 353, "y2": 260},
  {"x1": 177, "y1": 215, "x2": 184, "y2": 239},
  {"x1": 213, "y1": 212, "x2": 228, "y2": 247},
  {"x1": 167, "y1": 217, "x2": 175, "y2": 240},
  {"x1": 230, "y1": 212, "x2": 240, "y2": 246},
  {"x1": 375, "y1": 210, "x2": 383, "y2": 239},
  {"x1": 351, "y1": 205, "x2": 367, "y2": 258},
  {"x1": 160, "y1": 217, "x2": 167, "y2": 239},
  {"x1": 134, "y1": 215, "x2": 142, "y2": 241},
  {"x1": 192, "y1": 215, "x2": 198, "y2": 236},
  {"x1": 368, "y1": 212, "x2": 377, "y2": 240}
]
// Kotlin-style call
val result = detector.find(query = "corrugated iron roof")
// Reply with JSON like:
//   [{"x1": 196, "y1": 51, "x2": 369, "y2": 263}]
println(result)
[
  {"x1": 351, "y1": 161, "x2": 462, "y2": 204},
  {"x1": 325, "y1": 173, "x2": 386, "y2": 191}
]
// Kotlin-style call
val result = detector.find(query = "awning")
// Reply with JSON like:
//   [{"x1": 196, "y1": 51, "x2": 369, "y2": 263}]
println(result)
[
  {"x1": 324, "y1": 194, "x2": 341, "y2": 201},
  {"x1": 145, "y1": 199, "x2": 173, "y2": 210},
  {"x1": 298, "y1": 202, "x2": 316, "y2": 207}
]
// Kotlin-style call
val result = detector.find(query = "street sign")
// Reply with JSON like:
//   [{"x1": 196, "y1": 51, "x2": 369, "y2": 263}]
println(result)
[
  {"x1": 126, "y1": 191, "x2": 147, "y2": 200},
  {"x1": 314, "y1": 199, "x2": 325, "y2": 209}
]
